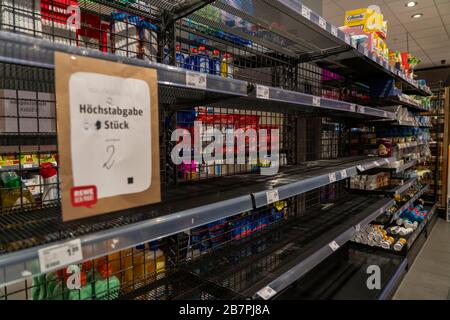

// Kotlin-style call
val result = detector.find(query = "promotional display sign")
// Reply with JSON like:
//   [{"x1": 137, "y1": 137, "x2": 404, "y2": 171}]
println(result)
[{"x1": 55, "y1": 52, "x2": 160, "y2": 221}]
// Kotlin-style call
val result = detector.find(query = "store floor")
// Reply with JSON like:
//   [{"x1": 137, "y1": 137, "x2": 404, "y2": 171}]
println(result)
[{"x1": 394, "y1": 218, "x2": 450, "y2": 300}]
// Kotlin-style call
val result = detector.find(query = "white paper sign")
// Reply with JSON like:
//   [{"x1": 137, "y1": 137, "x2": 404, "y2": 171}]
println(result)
[
  {"x1": 312, "y1": 96, "x2": 321, "y2": 107},
  {"x1": 340, "y1": 170, "x2": 347, "y2": 179},
  {"x1": 38, "y1": 239, "x2": 83, "y2": 273},
  {"x1": 318, "y1": 17, "x2": 326, "y2": 29},
  {"x1": 256, "y1": 85, "x2": 270, "y2": 100},
  {"x1": 186, "y1": 71, "x2": 207, "y2": 89},
  {"x1": 266, "y1": 189, "x2": 280, "y2": 204},
  {"x1": 301, "y1": 5, "x2": 311, "y2": 19},
  {"x1": 331, "y1": 26, "x2": 338, "y2": 37},
  {"x1": 329, "y1": 241, "x2": 340, "y2": 251},
  {"x1": 69, "y1": 72, "x2": 152, "y2": 199},
  {"x1": 357, "y1": 165, "x2": 365, "y2": 172},
  {"x1": 257, "y1": 286, "x2": 277, "y2": 300},
  {"x1": 329, "y1": 172, "x2": 337, "y2": 183}
]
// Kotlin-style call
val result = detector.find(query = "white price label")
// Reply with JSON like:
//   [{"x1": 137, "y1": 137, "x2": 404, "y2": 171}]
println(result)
[
  {"x1": 359, "y1": 106, "x2": 365, "y2": 114},
  {"x1": 351, "y1": 39, "x2": 357, "y2": 48},
  {"x1": 357, "y1": 165, "x2": 365, "y2": 172},
  {"x1": 256, "y1": 85, "x2": 270, "y2": 100},
  {"x1": 374, "y1": 161, "x2": 381, "y2": 167},
  {"x1": 22, "y1": 163, "x2": 34, "y2": 169},
  {"x1": 329, "y1": 172, "x2": 337, "y2": 183},
  {"x1": 266, "y1": 189, "x2": 279, "y2": 204},
  {"x1": 329, "y1": 241, "x2": 340, "y2": 251},
  {"x1": 331, "y1": 26, "x2": 338, "y2": 37},
  {"x1": 345, "y1": 34, "x2": 350, "y2": 45},
  {"x1": 38, "y1": 239, "x2": 83, "y2": 273},
  {"x1": 340, "y1": 170, "x2": 348, "y2": 179},
  {"x1": 186, "y1": 71, "x2": 207, "y2": 89},
  {"x1": 257, "y1": 286, "x2": 277, "y2": 300},
  {"x1": 349, "y1": 104, "x2": 356, "y2": 112},
  {"x1": 301, "y1": 5, "x2": 311, "y2": 19},
  {"x1": 318, "y1": 17, "x2": 326, "y2": 29},
  {"x1": 355, "y1": 224, "x2": 361, "y2": 232},
  {"x1": 384, "y1": 111, "x2": 388, "y2": 118},
  {"x1": 312, "y1": 96, "x2": 321, "y2": 107},
  {"x1": 384, "y1": 158, "x2": 390, "y2": 164},
  {"x1": 363, "y1": 47, "x2": 369, "y2": 56}
]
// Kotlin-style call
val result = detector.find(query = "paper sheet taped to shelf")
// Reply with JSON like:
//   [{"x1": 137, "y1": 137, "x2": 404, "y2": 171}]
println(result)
[
  {"x1": 256, "y1": 85, "x2": 270, "y2": 100},
  {"x1": 257, "y1": 286, "x2": 277, "y2": 300},
  {"x1": 266, "y1": 189, "x2": 280, "y2": 204},
  {"x1": 312, "y1": 96, "x2": 321, "y2": 107},
  {"x1": 38, "y1": 239, "x2": 83, "y2": 273},
  {"x1": 329, "y1": 241, "x2": 340, "y2": 251},
  {"x1": 186, "y1": 71, "x2": 207, "y2": 89}
]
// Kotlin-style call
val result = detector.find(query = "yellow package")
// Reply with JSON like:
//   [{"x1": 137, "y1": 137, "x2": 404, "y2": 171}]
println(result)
[{"x1": 344, "y1": 8, "x2": 385, "y2": 34}]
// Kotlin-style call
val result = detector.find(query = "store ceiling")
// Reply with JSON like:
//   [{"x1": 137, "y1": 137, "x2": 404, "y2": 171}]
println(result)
[{"x1": 322, "y1": 0, "x2": 450, "y2": 68}]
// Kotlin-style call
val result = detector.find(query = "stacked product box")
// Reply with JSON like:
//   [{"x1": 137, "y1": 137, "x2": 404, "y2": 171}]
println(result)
[{"x1": 350, "y1": 172, "x2": 390, "y2": 190}]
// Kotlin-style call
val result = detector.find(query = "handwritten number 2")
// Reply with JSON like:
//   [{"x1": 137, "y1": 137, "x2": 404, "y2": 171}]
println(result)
[{"x1": 103, "y1": 145, "x2": 115, "y2": 170}]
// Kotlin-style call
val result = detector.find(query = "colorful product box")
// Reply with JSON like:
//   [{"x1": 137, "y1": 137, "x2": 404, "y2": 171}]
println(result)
[
  {"x1": 41, "y1": 0, "x2": 78, "y2": 45},
  {"x1": 344, "y1": 7, "x2": 387, "y2": 38}
]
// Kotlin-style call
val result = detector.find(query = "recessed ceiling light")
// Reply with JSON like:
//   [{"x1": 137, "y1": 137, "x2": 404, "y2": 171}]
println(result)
[
  {"x1": 406, "y1": 2, "x2": 418, "y2": 7},
  {"x1": 412, "y1": 13, "x2": 423, "y2": 18}
]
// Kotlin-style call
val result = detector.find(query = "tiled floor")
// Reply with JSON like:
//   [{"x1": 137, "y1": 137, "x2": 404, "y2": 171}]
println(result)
[{"x1": 394, "y1": 218, "x2": 450, "y2": 300}]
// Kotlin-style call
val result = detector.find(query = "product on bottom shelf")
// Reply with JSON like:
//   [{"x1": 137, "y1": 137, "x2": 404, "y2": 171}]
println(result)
[{"x1": 0, "y1": 171, "x2": 35, "y2": 211}]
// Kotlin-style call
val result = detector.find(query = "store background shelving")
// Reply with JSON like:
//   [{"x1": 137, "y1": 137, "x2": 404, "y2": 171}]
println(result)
[{"x1": 0, "y1": 0, "x2": 441, "y2": 300}]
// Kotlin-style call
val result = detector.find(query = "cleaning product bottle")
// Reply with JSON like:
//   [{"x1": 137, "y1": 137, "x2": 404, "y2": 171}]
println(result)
[
  {"x1": 175, "y1": 44, "x2": 185, "y2": 68},
  {"x1": 185, "y1": 47, "x2": 199, "y2": 71},
  {"x1": 0, "y1": 171, "x2": 35, "y2": 211},
  {"x1": 40, "y1": 162, "x2": 59, "y2": 203},
  {"x1": 221, "y1": 53, "x2": 234, "y2": 78},
  {"x1": 198, "y1": 45, "x2": 210, "y2": 74},
  {"x1": 210, "y1": 49, "x2": 221, "y2": 75}
]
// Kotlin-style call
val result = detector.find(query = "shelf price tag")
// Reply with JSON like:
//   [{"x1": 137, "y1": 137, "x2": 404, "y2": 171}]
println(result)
[
  {"x1": 374, "y1": 161, "x2": 381, "y2": 167},
  {"x1": 331, "y1": 26, "x2": 338, "y2": 37},
  {"x1": 329, "y1": 241, "x2": 340, "y2": 251},
  {"x1": 345, "y1": 34, "x2": 350, "y2": 45},
  {"x1": 186, "y1": 71, "x2": 207, "y2": 89},
  {"x1": 340, "y1": 170, "x2": 347, "y2": 179},
  {"x1": 349, "y1": 104, "x2": 356, "y2": 112},
  {"x1": 38, "y1": 239, "x2": 83, "y2": 273},
  {"x1": 301, "y1": 5, "x2": 311, "y2": 19},
  {"x1": 257, "y1": 286, "x2": 277, "y2": 300},
  {"x1": 363, "y1": 47, "x2": 369, "y2": 56},
  {"x1": 329, "y1": 172, "x2": 337, "y2": 183},
  {"x1": 312, "y1": 96, "x2": 321, "y2": 107},
  {"x1": 318, "y1": 17, "x2": 327, "y2": 29},
  {"x1": 266, "y1": 189, "x2": 280, "y2": 204},
  {"x1": 357, "y1": 165, "x2": 365, "y2": 172},
  {"x1": 22, "y1": 163, "x2": 34, "y2": 169},
  {"x1": 355, "y1": 224, "x2": 361, "y2": 232},
  {"x1": 359, "y1": 106, "x2": 365, "y2": 114},
  {"x1": 256, "y1": 85, "x2": 270, "y2": 100}
]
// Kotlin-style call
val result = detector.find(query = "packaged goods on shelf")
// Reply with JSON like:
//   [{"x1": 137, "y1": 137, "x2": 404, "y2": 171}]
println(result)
[
  {"x1": 0, "y1": 89, "x2": 56, "y2": 133},
  {"x1": 344, "y1": 7, "x2": 387, "y2": 38},
  {"x1": 41, "y1": 0, "x2": 78, "y2": 45},
  {"x1": 350, "y1": 172, "x2": 390, "y2": 190},
  {"x1": 1, "y1": 0, "x2": 42, "y2": 36}
]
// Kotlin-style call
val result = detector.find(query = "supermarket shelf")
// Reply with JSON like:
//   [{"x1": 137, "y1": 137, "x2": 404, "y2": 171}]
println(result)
[
  {"x1": 208, "y1": 0, "x2": 431, "y2": 96},
  {"x1": 0, "y1": 162, "x2": 58, "y2": 171},
  {"x1": 382, "y1": 159, "x2": 417, "y2": 174},
  {"x1": 180, "y1": 194, "x2": 394, "y2": 300},
  {"x1": 405, "y1": 204, "x2": 437, "y2": 251},
  {"x1": 369, "y1": 119, "x2": 433, "y2": 128},
  {"x1": 0, "y1": 31, "x2": 392, "y2": 119},
  {"x1": 391, "y1": 185, "x2": 430, "y2": 222},
  {"x1": 373, "y1": 95, "x2": 430, "y2": 113},
  {"x1": 0, "y1": 156, "x2": 394, "y2": 287},
  {"x1": 274, "y1": 244, "x2": 407, "y2": 300}
]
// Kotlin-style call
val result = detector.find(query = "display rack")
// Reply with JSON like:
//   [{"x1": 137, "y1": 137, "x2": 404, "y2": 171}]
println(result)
[{"x1": 0, "y1": 0, "x2": 437, "y2": 300}]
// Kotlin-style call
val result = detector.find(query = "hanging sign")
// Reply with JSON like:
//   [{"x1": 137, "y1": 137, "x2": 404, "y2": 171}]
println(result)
[{"x1": 55, "y1": 52, "x2": 161, "y2": 221}]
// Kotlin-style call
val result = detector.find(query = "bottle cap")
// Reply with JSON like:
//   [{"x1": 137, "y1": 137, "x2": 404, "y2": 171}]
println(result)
[
  {"x1": 213, "y1": 49, "x2": 220, "y2": 56},
  {"x1": 190, "y1": 47, "x2": 198, "y2": 53},
  {"x1": 40, "y1": 162, "x2": 57, "y2": 179},
  {"x1": 198, "y1": 45, "x2": 206, "y2": 52}
]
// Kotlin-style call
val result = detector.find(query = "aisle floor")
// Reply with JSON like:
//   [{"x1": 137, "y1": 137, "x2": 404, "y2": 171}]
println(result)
[{"x1": 394, "y1": 218, "x2": 450, "y2": 300}]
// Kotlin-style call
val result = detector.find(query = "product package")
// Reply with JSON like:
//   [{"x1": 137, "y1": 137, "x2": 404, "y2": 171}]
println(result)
[
  {"x1": 41, "y1": 0, "x2": 78, "y2": 45},
  {"x1": 1, "y1": 0, "x2": 42, "y2": 35}
]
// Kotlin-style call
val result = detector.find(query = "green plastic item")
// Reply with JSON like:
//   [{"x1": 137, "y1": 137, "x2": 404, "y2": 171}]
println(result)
[
  {"x1": 31, "y1": 277, "x2": 40, "y2": 301},
  {"x1": 68, "y1": 285, "x2": 93, "y2": 300},
  {"x1": 95, "y1": 276, "x2": 121, "y2": 300}
]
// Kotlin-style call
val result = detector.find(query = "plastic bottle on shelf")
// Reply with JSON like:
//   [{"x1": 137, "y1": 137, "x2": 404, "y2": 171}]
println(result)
[
  {"x1": 221, "y1": 53, "x2": 234, "y2": 79},
  {"x1": 198, "y1": 45, "x2": 210, "y2": 74},
  {"x1": 185, "y1": 47, "x2": 199, "y2": 71},
  {"x1": 0, "y1": 171, "x2": 35, "y2": 211},
  {"x1": 40, "y1": 162, "x2": 59, "y2": 203},
  {"x1": 175, "y1": 44, "x2": 185, "y2": 68},
  {"x1": 210, "y1": 49, "x2": 221, "y2": 75}
]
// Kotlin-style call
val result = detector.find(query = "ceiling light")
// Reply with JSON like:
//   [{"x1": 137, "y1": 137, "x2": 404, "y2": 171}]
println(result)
[
  {"x1": 412, "y1": 13, "x2": 423, "y2": 18},
  {"x1": 406, "y1": 2, "x2": 418, "y2": 7}
]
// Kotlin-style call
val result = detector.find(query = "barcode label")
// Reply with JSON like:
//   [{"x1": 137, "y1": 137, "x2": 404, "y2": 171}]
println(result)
[
  {"x1": 340, "y1": 170, "x2": 347, "y2": 179},
  {"x1": 186, "y1": 71, "x2": 207, "y2": 89},
  {"x1": 266, "y1": 189, "x2": 279, "y2": 204},
  {"x1": 257, "y1": 286, "x2": 277, "y2": 300},
  {"x1": 256, "y1": 85, "x2": 270, "y2": 100},
  {"x1": 301, "y1": 5, "x2": 311, "y2": 19},
  {"x1": 38, "y1": 239, "x2": 83, "y2": 273},
  {"x1": 329, "y1": 172, "x2": 337, "y2": 183},
  {"x1": 331, "y1": 26, "x2": 338, "y2": 37},
  {"x1": 318, "y1": 17, "x2": 326, "y2": 29},
  {"x1": 312, "y1": 96, "x2": 321, "y2": 107},
  {"x1": 329, "y1": 241, "x2": 340, "y2": 251}
]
